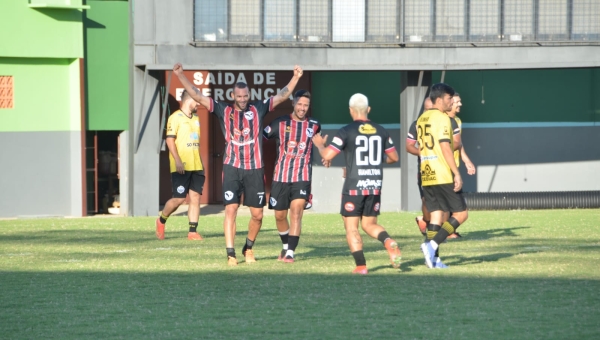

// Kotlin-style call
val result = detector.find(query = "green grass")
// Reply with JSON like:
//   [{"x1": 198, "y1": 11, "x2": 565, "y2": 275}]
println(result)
[{"x1": 1, "y1": 210, "x2": 599, "y2": 339}]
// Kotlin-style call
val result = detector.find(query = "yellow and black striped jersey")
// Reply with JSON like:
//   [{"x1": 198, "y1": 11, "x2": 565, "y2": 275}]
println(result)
[
  {"x1": 417, "y1": 109, "x2": 454, "y2": 186},
  {"x1": 166, "y1": 110, "x2": 203, "y2": 172}
]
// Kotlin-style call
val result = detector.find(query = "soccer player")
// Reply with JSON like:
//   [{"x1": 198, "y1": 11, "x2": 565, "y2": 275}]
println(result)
[
  {"x1": 445, "y1": 92, "x2": 475, "y2": 239},
  {"x1": 312, "y1": 93, "x2": 402, "y2": 275},
  {"x1": 173, "y1": 63, "x2": 304, "y2": 266},
  {"x1": 263, "y1": 90, "x2": 320, "y2": 263},
  {"x1": 417, "y1": 83, "x2": 469, "y2": 269},
  {"x1": 155, "y1": 90, "x2": 205, "y2": 241}
]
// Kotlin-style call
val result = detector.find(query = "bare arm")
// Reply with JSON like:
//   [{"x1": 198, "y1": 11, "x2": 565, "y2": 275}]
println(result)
[
  {"x1": 406, "y1": 140, "x2": 420, "y2": 156},
  {"x1": 166, "y1": 137, "x2": 184, "y2": 174},
  {"x1": 440, "y1": 141, "x2": 462, "y2": 192},
  {"x1": 172, "y1": 63, "x2": 211, "y2": 110},
  {"x1": 385, "y1": 149, "x2": 399, "y2": 164},
  {"x1": 271, "y1": 65, "x2": 303, "y2": 108},
  {"x1": 453, "y1": 133, "x2": 462, "y2": 151},
  {"x1": 461, "y1": 146, "x2": 476, "y2": 175},
  {"x1": 312, "y1": 133, "x2": 338, "y2": 162}
]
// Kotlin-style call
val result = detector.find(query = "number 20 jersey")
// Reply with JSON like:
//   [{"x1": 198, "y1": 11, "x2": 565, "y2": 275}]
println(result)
[{"x1": 327, "y1": 120, "x2": 396, "y2": 195}]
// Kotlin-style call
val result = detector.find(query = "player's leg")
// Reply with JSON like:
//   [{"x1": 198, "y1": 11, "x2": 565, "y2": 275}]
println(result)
[
  {"x1": 156, "y1": 172, "x2": 189, "y2": 240},
  {"x1": 284, "y1": 181, "x2": 310, "y2": 262},
  {"x1": 341, "y1": 195, "x2": 367, "y2": 274},
  {"x1": 359, "y1": 196, "x2": 401, "y2": 269},
  {"x1": 421, "y1": 185, "x2": 447, "y2": 268},
  {"x1": 269, "y1": 181, "x2": 291, "y2": 260},
  {"x1": 222, "y1": 165, "x2": 243, "y2": 266},
  {"x1": 415, "y1": 173, "x2": 429, "y2": 236},
  {"x1": 186, "y1": 171, "x2": 205, "y2": 240},
  {"x1": 241, "y1": 168, "x2": 266, "y2": 264},
  {"x1": 431, "y1": 189, "x2": 468, "y2": 248}
]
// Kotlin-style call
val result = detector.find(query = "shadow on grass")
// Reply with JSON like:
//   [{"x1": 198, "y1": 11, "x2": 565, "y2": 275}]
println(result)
[{"x1": 1, "y1": 270, "x2": 599, "y2": 339}]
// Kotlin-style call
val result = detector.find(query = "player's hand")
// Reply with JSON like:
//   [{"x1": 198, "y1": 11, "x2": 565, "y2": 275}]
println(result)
[
  {"x1": 453, "y1": 174, "x2": 463, "y2": 192},
  {"x1": 293, "y1": 65, "x2": 303, "y2": 78},
  {"x1": 175, "y1": 159, "x2": 185, "y2": 174},
  {"x1": 465, "y1": 161, "x2": 476, "y2": 175},
  {"x1": 173, "y1": 63, "x2": 184, "y2": 76},
  {"x1": 321, "y1": 159, "x2": 331, "y2": 168},
  {"x1": 312, "y1": 133, "x2": 327, "y2": 148}
]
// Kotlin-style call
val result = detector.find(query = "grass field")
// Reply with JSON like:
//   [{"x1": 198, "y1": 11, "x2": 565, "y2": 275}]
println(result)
[{"x1": 1, "y1": 209, "x2": 599, "y2": 339}]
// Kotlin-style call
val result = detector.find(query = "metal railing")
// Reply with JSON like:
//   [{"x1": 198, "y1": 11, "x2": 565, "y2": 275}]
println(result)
[{"x1": 193, "y1": 0, "x2": 600, "y2": 45}]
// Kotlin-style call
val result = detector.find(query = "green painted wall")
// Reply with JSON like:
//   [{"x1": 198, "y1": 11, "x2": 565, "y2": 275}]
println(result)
[
  {"x1": 311, "y1": 72, "x2": 401, "y2": 124},
  {"x1": 434, "y1": 68, "x2": 600, "y2": 123},
  {"x1": 0, "y1": 58, "x2": 80, "y2": 132},
  {"x1": 85, "y1": 0, "x2": 130, "y2": 131},
  {"x1": 0, "y1": 1, "x2": 83, "y2": 58}
]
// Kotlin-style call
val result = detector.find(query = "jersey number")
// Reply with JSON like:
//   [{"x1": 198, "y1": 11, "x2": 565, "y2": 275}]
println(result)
[
  {"x1": 417, "y1": 124, "x2": 435, "y2": 150},
  {"x1": 355, "y1": 135, "x2": 382, "y2": 166}
]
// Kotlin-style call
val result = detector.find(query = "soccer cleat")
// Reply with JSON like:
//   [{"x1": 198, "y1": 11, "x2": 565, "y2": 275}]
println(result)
[
  {"x1": 421, "y1": 242, "x2": 435, "y2": 269},
  {"x1": 277, "y1": 249, "x2": 286, "y2": 261},
  {"x1": 415, "y1": 216, "x2": 427, "y2": 236},
  {"x1": 433, "y1": 257, "x2": 449, "y2": 269},
  {"x1": 304, "y1": 194, "x2": 313, "y2": 210},
  {"x1": 447, "y1": 232, "x2": 462, "y2": 239},
  {"x1": 283, "y1": 255, "x2": 294, "y2": 263},
  {"x1": 352, "y1": 266, "x2": 368, "y2": 275},
  {"x1": 155, "y1": 218, "x2": 165, "y2": 240},
  {"x1": 384, "y1": 239, "x2": 402, "y2": 269},
  {"x1": 187, "y1": 232, "x2": 203, "y2": 241},
  {"x1": 244, "y1": 249, "x2": 256, "y2": 263},
  {"x1": 227, "y1": 256, "x2": 238, "y2": 266}
]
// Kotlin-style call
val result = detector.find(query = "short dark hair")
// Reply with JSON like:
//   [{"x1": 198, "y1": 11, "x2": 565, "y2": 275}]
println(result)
[
  {"x1": 429, "y1": 83, "x2": 455, "y2": 103},
  {"x1": 293, "y1": 90, "x2": 311, "y2": 104},
  {"x1": 181, "y1": 89, "x2": 192, "y2": 103},
  {"x1": 453, "y1": 92, "x2": 461, "y2": 97},
  {"x1": 234, "y1": 82, "x2": 248, "y2": 90}
]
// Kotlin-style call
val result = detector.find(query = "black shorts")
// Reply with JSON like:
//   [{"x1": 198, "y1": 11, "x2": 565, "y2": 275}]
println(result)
[
  {"x1": 268, "y1": 181, "x2": 311, "y2": 210},
  {"x1": 340, "y1": 194, "x2": 381, "y2": 217},
  {"x1": 171, "y1": 170, "x2": 205, "y2": 198},
  {"x1": 422, "y1": 184, "x2": 467, "y2": 213},
  {"x1": 222, "y1": 164, "x2": 266, "y2": 208}
]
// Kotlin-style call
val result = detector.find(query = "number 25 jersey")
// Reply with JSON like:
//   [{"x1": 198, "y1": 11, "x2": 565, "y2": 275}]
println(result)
[{"x1": 327, "y1": 120, "x2": 396, "y2": 195}]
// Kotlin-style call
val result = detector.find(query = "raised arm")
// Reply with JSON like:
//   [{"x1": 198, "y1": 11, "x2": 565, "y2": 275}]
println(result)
[
  {"x1": 312, "y1": 133, "x2": 338, "y2": 162},
  {"x1": 460, "y1": 146, "x2": 476, "y2": 175},
  {"x1": 271, "y1": 65, "x2": 303, "y2": 108},
  {"x1": 172, "y1": 63, "x2": 211, "y2": 110}
]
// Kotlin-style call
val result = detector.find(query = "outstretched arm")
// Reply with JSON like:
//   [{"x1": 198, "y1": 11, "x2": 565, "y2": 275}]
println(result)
[
  {"x1": 461, "y1": 146, "x2": 476, "y2": 175},
  {"x1": 271, "y1": 65, "x2": 303, "y2": 108},
  {"x1": 312, "y1": 133, "x2": 338, "y2": 162},
  {"x1": 173, "y1": 63, "x2": 211, "y2": 110}
]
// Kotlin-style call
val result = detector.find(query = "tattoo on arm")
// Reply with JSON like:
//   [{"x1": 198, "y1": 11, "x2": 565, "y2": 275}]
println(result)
[{"x1": 278, "y1": 86, "x2": 289, "y2": 97}]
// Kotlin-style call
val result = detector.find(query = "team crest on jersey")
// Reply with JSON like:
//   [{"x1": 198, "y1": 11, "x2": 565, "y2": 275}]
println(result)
[
  {"x1": 374, "y1": 203, "x2": 380, "y2": 212},
  {"x1": 190, "y1": 132, "x2": 199, "y2": 140},
  {"x1": 359, "y1": 124, "x2": 377, "y2": 134},
  {"x1": 287, "y1": 141, "x2": 297, "y2": 149},
  {"x1": 332, "y1": 137, "x2": 343, "y2": 146},
  {"x1": 242, "y1": 128, "x2": 250, "y2": 136},
  {"x1": 244, "y1": 111, "x2": 254, "y2": 120},
  {"x1": 306, "y1": 128, "x2": 314, "y2": 138},
  {"x1": 344, "y1": 202, "x2": 355, "y2": 212},
  {"x1": 270, "y1": 197, "x2": 277, "y2": 206},
  {"x1": 224, "y1": 191, "x2": 234, "y2": 201},
  {"x1": 233, "y1": 128, "x2": 242, "y2": 136},
  {"x1": 285, "y1": 126, "x2": 291, "y2": 133},
  {"x1": 300, "y1": 190, "x2": 306, "y2": 195},
  {"x1": 388, "y1": 137, "x2": 393, "y2": 145},
  {"x1": 298, "y1": 142, "x2": 306, "y2": 150},
  {"x1": 264, "y1": 126, "x2": 272, "y2": 134},
  {"x1": 177, "y1": 186, "x2": 185, "y2": 194}
]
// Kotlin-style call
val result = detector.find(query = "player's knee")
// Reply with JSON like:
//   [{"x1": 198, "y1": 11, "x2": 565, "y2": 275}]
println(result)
[
  {"x1": 274, "y1": 212, "x2": 287, "y2": 222},
  {"x1": 251, "y1": 211, "x2": 263, "y2": 222}
]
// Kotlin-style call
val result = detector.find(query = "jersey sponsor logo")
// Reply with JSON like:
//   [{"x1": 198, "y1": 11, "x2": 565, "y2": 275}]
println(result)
[
  {"x1": 242, "y1": 128, "x2": 250, "y2": 136},
  {"x1": 332, "y1": 137, "x2": 343, "y2": 146},
  {"x1": 421, "y1": 164, "x2": 437, "y2": 182},
  {"x1": 359, "y1": 124, "x2": 377, "y2": 135},
  {"x1": 300, "y1": 189, "x2": 306, "y2": 195},
  {"x1": 285, "y1": 126, "x2": 291, "y2": 133},
  {"x1": 264, "y1": 126, "x2": 272, "y2": 134},
  {"x1": 356, "y1": 179, "x2": 382, "y2": 189},
  {"x1": 195, "y1": 121, "x2": 200, "y2": 126},
  {"x1": 287, "y1": 141, "x2": 297, "y2": 149},
  {"x1": 244, "y1": 111, "x2": 254, "y2": 120},
  {"x1": 270, "y1": 197, "x2": 277, "y2": 206},
  {"x1": 186, "y1": 142, "x2": 200, "y2": 147},
  {"x1": 233, "y1": 128, "x2": 242, "y2": 136},
  {"x1": 388, "y1": 137, "x2": 393, "y2": 145},
  {"x1": 374, "y1": 202, "x2": 380, "y2": 212},
  {"x1": 306, "y1": 127, "x2": 314, "y2": 138},
  {"x1": 344, "y1": 202, "x2": 355, "y2": 212},
  {"x1": 190, "y1": 132, "x2": 199, "y2": 140},
  {"x1": 358, "y1": 169, "x2": 381, "y2": 176},
  {"x1": 224, "y1": 191, "x2": 234, "y2": 201},
  {"x1": 298, "y1": 142, "x2": 306, "y2": 150},
  {"x1": 229, "y1": 113, "x2": 234, "y2": 120},
  {"x1": 177, "y1": 185, "x2": 185, "y2": 194},
  {"x1": 232, "y1": 139, "x2": 255, "y2": 146},
  {"x1": 421, "y1": 155, "x2": 438, "y2": 161},
  {"x1": 309, "y1": 119, "x2": 318, "y2": 124}
]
